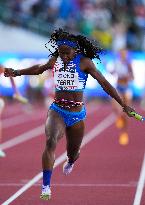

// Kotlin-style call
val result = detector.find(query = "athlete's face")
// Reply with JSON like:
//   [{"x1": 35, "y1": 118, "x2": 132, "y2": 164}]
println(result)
[{"x1": 58, "y1": 45, "x2": 76, "y2": 64}]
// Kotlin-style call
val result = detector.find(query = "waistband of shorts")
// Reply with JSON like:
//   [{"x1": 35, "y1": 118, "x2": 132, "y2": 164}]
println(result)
[{"x1": 50, "y1": 102, "x2": 85, "y2": 114}]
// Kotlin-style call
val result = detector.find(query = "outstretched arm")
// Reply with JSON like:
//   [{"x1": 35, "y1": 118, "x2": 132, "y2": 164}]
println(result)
[
  {"x1": 4, "y1": 56, "x2": 56, "y2": 77},
  {"x1": 81, "y1": 58, "x2": 134, "y2": 115}
]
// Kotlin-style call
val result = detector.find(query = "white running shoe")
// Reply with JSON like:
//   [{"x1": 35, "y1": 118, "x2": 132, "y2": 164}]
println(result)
[
  {"x1": 40, "y1": 185, "x2": 51, "y2": 200},
  {"x1": 0, "y1": 149, "x2": 6, "y2": 157},
  {"x1": 63, "y1": 160, "x2": 74, "y2": 175}
]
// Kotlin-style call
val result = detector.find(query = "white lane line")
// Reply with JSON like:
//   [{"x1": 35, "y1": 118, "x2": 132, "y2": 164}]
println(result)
[
  {"x1": 0, "y1": 105, "x2": 100, "y2": 151},
  {"x1": 0, "y1": 125, "x2": 44, "y2": 150},
  {"x1": 2, "y1": 113, "x2": 25, "y2": 124},
  {"x1": 133, "y1": 154, "x2": 145, "y2": 205},
  {"x1": 81, "y1": 113, "x2": 115, "y2": 147},
  {"x1": 1, "y1": 113, "x2": 115, "y2": 205},
  {"x1": 0, "y1": 183, "x2": 136, "y2": 188},
  {"x1": 2, "y1": 111, "x2": 44, "y2": 129}
]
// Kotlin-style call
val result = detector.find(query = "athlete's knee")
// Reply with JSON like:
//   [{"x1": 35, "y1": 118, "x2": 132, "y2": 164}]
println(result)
[
  {"x1": 46, "y1": 137, "x2": 57, "y2": 151},
  {"x1": 45, "y1": 128, "x2": 57, "y2": 150}
]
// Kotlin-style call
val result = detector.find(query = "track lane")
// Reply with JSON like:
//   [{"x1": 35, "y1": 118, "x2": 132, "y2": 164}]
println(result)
[
  {"x1": 0, "y1": 103, "x2": 144, "y2": 205},
  {"x1": 0, "y1": 103, "x2": 111, "y2": 204},
  {"x1": 38, "y1": 110, "x2": 144, "y2": 205}
]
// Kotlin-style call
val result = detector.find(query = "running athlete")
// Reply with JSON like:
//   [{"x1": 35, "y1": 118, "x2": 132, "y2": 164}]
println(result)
[
  {"x1": 0, "y1": 65, "x2": 28, "y2": 157},
  {"x1": 109, "y1": 48, "x2": 134, "y2": 145},
  {"x1": 4, "y1": 29, "x2": 134, "y2": 200}
]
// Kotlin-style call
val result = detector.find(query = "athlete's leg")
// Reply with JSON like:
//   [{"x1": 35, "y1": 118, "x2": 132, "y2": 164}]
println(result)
[
  {"x1": 43, "y1": 109, "x2": 65, "y2": 169},
  {"x1": 41, "y1": 109, "x2": 65, "y2": 200},
  {"x1": 118, "y1": 90, "x2": 132, "y2": 145},
  {"x1": 121, "y1": 89, "x2": 132, "y2": 129},
  {"x1": 111, "y1": 88, "x2": 129, "y2": 145},
  {"x1": 63, "y1": 120, "x2": 85, "y2": 174}
]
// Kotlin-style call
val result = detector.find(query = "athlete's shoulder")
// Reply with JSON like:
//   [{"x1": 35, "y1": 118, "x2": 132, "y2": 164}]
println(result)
[
  {"x1": 80, "y1": 56, "x2": 94, "y2": 72},
  {"x1": 80, "y1": 56, "x2": 92, "y2": 63}
]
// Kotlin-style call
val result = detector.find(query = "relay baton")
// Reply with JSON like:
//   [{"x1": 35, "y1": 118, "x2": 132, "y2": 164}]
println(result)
[{"x1": 129, "y1": 111, "x2": 145, "y2": 122}]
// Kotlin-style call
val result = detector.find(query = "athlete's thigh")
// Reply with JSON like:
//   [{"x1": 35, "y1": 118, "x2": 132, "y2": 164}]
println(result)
[
  {"x1": 45, "y1": 109, "x2": 66, "y2": 141},
  {"x1": 65, "y1": 120, "x2": 85, "y2": 151}
]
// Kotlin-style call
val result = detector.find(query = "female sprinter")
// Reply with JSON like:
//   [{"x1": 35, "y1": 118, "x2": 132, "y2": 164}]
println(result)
[
  {"x1": 110, "y1": 48, "x2": 134, "y2": 145},
  {"x1": 4, "y1": 29, "x2": 134, "y2": 200}
]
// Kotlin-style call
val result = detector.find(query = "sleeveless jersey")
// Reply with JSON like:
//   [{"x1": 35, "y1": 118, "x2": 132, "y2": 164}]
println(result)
[
  {"x1": 115, "y1": 60, "x2": 130, "y2": 78},
  {"x1": 53, "y1": 54, "x2": 88, "y2": 91}
]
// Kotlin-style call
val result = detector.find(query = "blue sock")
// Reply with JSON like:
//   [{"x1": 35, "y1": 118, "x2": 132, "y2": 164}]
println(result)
[{"x1": 43, "y1": 170, "x2": 52, "y2": 186}]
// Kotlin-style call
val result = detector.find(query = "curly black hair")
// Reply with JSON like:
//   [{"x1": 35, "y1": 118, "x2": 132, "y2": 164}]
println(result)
[{"x1": 45, "y1": 28, "x2": 102, "y2": 60}]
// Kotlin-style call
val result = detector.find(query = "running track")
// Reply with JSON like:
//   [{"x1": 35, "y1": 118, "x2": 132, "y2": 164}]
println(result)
[{"x1": 0, "y1": 101, "x2": 145, "y2": 205}]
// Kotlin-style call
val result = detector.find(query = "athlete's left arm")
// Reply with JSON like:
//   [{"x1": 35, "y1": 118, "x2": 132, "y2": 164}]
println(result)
[{"x1": 80, "y1": 58, "x2": 134, "y2": 115}]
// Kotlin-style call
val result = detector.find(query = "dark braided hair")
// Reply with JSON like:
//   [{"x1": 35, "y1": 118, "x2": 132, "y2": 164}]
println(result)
[{"x1": 45, "y1": 28, "x2": 102, "y2": 60}]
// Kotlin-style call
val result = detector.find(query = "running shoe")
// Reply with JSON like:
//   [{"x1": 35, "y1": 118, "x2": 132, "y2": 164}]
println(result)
[
  {"x1": 0, "y1": 149, "x2": 6, "y2": 157},
  {"x1": 40, "y1": 185, "x2": 51, "y2": 200},
  {"x1": 63, "y1": 160, "x2": 74, "y2": 175}
]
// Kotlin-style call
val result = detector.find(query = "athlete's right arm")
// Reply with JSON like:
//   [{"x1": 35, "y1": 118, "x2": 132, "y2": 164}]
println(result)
[{"x1": 4, "y1": 56, "x2": 56, "y2": 77}]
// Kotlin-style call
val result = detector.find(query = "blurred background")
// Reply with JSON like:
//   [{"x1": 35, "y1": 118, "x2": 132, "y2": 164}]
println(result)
[{"x1": 0, "y1": 0, "x2": 145, "y2": 103}]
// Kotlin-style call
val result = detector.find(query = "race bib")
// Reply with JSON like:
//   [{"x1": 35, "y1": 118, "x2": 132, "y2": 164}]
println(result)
[{"x1": 54, "y1": 71, "x2": 79, "y2": 90}]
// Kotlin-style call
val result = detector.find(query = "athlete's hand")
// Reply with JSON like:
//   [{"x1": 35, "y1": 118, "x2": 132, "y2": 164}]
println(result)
[
  {"x1": 4, "y1": 68, "x2": 16, "y2": 77},
  {"x1": 123, "y1": 105, "x2": 135, "y2": 117}
]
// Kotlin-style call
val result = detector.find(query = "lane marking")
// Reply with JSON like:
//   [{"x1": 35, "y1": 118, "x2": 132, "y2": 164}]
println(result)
[
  {"x1": 0, "y1": 125, "x2": 44, "y2": 150},
  {"x1": 133, "y1": 154, "x2": 145, "y2": 205},
  {"x1": 2, "y1": 114, "x2": 43, "y2": 129},
  {"x1": 2, "y1": 113, "x2": 25, "y2": 124},
  {"x1": 1, "y1": 113, "x2": 115, "y2": 205},
  {"x1": 0, "y1": 105, "x2": 100, "y2": 150}
]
